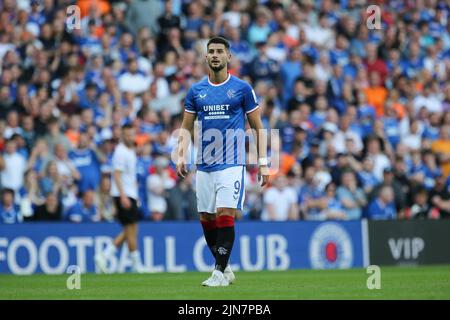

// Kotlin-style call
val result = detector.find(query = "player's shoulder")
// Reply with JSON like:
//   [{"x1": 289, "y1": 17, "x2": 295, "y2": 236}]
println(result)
[
  {"x1": 229, "y1": 75, "x2": 252, "y2": 90},
  {"x1": 188, "y1": 77, "x2": 209, "y2": 92}
]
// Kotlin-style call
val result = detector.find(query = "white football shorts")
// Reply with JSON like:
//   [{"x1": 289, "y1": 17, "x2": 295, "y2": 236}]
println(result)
[{"x1": 196, "y1": 165, "x2": 246, "y2": 214}]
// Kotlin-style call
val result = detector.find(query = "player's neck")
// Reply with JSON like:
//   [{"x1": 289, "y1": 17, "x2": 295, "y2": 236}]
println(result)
[{"x1": 208, "y1": 70, "x2": 229, "y2": 85}]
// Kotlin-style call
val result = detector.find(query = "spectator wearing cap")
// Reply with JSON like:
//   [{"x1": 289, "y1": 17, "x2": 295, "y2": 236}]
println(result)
[
  {"x1": 0, "y1": 188, "x2": 21, "y2": 224},
  {"x1": 366, "y1": 185, "x2": 396, "y2": 220}
]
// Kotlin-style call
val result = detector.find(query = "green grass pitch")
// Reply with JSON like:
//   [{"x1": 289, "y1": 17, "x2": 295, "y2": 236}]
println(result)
[{"x1": 1, "y1": 265, "x2": 449, "y2": 300}]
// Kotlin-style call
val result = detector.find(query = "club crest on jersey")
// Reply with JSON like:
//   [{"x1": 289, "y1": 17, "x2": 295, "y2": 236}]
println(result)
[
  {"x1": 227, "y1": 89, "x2": 236, "y2": 98},
  {"x1": 199, "y1": 93, "x2": 207, "y2": 99}
]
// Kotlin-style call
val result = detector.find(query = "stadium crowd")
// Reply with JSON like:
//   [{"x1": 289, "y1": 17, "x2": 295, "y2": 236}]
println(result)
[{"x1": 0, "y1": 0, "x2": 449, "y2": 224}]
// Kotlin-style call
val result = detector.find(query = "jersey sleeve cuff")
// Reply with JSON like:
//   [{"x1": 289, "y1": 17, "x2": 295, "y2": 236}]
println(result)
[
  {"x1": 246, "y1": 105, "x2": 260, "y2": 114},
  {"x1": 184, "y1": 109, "x2": 196, "y2": 114}
]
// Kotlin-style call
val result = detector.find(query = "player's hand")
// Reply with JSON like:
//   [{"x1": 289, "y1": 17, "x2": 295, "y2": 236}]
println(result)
[
  {"x1": 258, "y1": 165, "x2": 270, "y2": 187},
  {"x1": 176, "y1": 160, "x2": 188, "y2": 179},
  {"x1": 120, "y1": 195, "x2": 131, "y2": 209}
]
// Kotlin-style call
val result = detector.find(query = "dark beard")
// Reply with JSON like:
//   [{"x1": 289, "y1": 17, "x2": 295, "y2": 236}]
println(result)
[{"x1": 209, "y1": 63, "x2": 226, "y2": 72}]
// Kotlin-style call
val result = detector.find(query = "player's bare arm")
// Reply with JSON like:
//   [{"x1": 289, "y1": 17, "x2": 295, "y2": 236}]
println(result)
[
  {"x1": 247, "y1": 107, "x2": 269, "y2": 187},
  {"x1": 177, "y1": 111, "x2": 196, "y2": 178}
]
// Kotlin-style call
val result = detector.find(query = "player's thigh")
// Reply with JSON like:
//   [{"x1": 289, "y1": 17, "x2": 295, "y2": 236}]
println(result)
[
  {"x1": 215, "y1": 166, "x2": 246, "y2": 211},
  {"x1": 196, "y1": 170, "x2": 216, "y2": 214},
  {"x1": 199, "y1": 212, "x2": 216, "y2": 221}
]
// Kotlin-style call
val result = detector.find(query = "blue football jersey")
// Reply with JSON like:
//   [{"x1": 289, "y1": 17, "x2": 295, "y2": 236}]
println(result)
[{"x1": 184, "y1": 74, "x2": 259, "y2": 172}]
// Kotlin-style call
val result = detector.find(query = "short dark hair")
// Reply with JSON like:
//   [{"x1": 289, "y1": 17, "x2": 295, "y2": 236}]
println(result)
[
  {"x1": 122, "y1": 123, "x2": 134, "y2": 130},
  {"x1": 207, "y1": 36, "x2": 230, "y2": 51},
  {"x1": 2, "y1": 188, "x2": 15, "y2": 198}
]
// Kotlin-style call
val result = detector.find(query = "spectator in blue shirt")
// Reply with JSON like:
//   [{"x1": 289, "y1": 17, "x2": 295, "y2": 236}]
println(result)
[
  {"x1": 336, "y1": 170, "x2": 367, "y2": 220},
  {"x1": 366, "y1": 185, "x2": 397, "y2": 220},
  {"x1": 137, "y1": 142, "x2": 153, "y2": 219},
  {"x1": 249, "y1": 41, "x2": 280, "y2": 84},
  {"x1": 78, "y1": 82, "x2": 100, "y2": 110},
  {"x1": 0, "y1": 188, "x2": 22, "y2": 224},
  {"x1": 280, "y1": 47, "x2": 302, "y2": 105},
  {"x1": 382, "y1": 103, "x2": 401, "y2": 149},
  {"x1": 228, "y1": 26, "x2": 254, "y2": 68},
  {"x1": 422, "y1": 112, "x2": 441, "y2": 141},
  {"x1": 299, "y1": 166, "x2": 326, "y2": 220},
  {"x1": 69, "y1": 132, "x2": 105, "y2": 194},
  {"x1": 321, "y1": 182, "x2": 347, "y2": 220},
  {"x1": 66, "y1": 189, "x2": 99, "y2": 223},
  {"x1": 357, "y1": 157, "x2": 380, "y2": 195}
]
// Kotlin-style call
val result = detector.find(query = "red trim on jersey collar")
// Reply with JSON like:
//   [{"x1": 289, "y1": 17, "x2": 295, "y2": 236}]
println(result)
[{"x1": 208, "y1": 73, "x2": 231, "y2": 86}]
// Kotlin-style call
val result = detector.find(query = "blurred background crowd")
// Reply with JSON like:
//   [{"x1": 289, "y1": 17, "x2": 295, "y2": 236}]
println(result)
[{"x1": 0, "y1": 0, "x2": 449, "y2": 224}]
